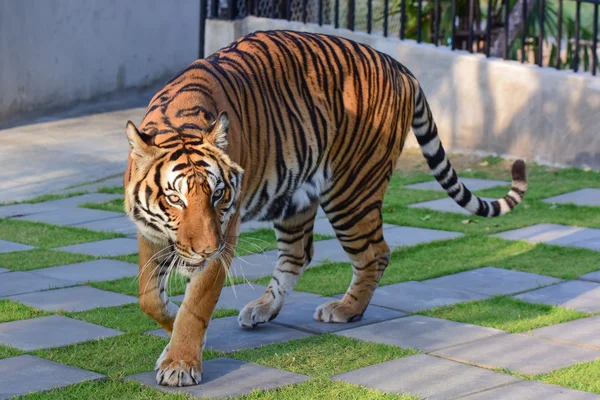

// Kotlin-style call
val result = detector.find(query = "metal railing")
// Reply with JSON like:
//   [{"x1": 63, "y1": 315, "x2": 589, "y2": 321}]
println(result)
[{"x1": 200, "y1": 0, "x2": 599, "y2": 76}]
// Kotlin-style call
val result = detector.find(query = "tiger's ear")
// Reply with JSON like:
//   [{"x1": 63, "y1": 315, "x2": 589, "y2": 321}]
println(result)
[
  {"x1": 206, "y1": 112, "x2": 229, "y2": 150},
  {"x1": 126, "y1": 121, "x2": 153, "y2": 158}
]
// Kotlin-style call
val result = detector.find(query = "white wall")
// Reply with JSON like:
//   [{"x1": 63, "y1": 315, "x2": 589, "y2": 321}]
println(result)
[
  {"x1": 0, "y1": 0, "x2": 200, "y2": 123},
  {"x1": 206, "y1": 17, "x2": 600, "y2": 170}
]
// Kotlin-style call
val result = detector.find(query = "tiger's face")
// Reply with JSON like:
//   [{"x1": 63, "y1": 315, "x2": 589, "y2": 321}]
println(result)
[{"x1": 124, "y1": 112, "x2": 244, "y2": 276}]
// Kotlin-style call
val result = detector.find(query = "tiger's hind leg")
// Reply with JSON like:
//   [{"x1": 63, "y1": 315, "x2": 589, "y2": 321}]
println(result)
[
  {"x1": 314, "y1": 199, "x2": 391, "y2": 323},
  {"x1": 238, "y1": 202, "x2": 318, "y2": 328}
]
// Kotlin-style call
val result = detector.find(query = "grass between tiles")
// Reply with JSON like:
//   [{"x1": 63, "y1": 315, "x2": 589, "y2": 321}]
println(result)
[
  {"x1": 0, "y1": 191, "x2": 88, "y2": 206},
  {"x1": 258, "y1": 235, "x2": 600, "y2": 297},
  {"x1": 0, "y1": 249, "x2": 95, "y2": 271},
  {"x1": 537, "y1": 359, "x2": 600, "y2": 395},
  {"x1": 0, "y1": 218, "x2": 123, "y2": 248},
  {"x1": 418, "y1": 296, "x2": 591, "y2": 333}
]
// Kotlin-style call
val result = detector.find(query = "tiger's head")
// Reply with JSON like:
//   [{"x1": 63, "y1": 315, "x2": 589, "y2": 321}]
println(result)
[{"x1": 123, "y1": 112, "x2": 244, "y2": 276}]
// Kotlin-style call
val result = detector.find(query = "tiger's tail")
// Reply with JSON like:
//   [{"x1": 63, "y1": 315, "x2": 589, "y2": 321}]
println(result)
[{"x1": 411, "y1": 84, "x2": 527, "y2": 217}]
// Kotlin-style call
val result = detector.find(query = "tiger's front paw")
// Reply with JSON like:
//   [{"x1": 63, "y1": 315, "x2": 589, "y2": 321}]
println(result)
[
  {"x1": 156, "y1": 358, "x2": 202, "y2": 387},
  {"x1": 238, "y1": 296, "x2": 282, "y2": 329}
]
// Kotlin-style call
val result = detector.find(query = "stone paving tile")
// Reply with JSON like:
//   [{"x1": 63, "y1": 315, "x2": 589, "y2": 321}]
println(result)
[
  {"x1": 0, "y1": 268, "x2": 8, "y2": 274},
  {"x1": 0, "y1": 193, "x2": 121, "y2": 219},
  {"x1": 30, "y1": 259, "x2": 138, "y2": 284},
  {"x1": 55, "y1": 238, "x2": 138, "y2": 257},
  {"x1": 384, "y1": 226, "x2": 463, "y2": 248},
  {"x1": 14, "y1": 207, "x2": 125, "y2": 226},
  {"x1": 0, "y1": 354, "x2": 105, "y2": 400},
  {"x1": 493, "y1": 224, "x2": 600, "y2": 252},
  {"x1": 580, "y1": 270, "x2": 600, "y2": 283},
  {"x1": 0, "y1": 239, "x2": 34, "y2": 254},
  {"x1": 148, "y1": 316, "x2": 312, "y2": 352},
  {"x1": 239, "y1": 220, "x2": 272, "y2": 233},
  {"x1": 422, "y1": 266, "x2": 562, "y2": 296},
  {"x1": 515, "y1": 280, "x2": 600, "y2": 313},
  {"x1": 528, "y1": 315, "x2": 600, "y2": 349},
  {"x1": 333, "y1": 354, "x2": 520, "y2": 400},
  {"x1": 0, "y1": 315, "x2": 123, "y2": 351},
  {"x1": 543, "y1": 188, "x2": 600, "y2": 207},
  {"x1": 338, "y1": 315, "x2": 506, "y2": 352},
  {"x1": 367, "y1": 281, "x2": 488, "y2": 312},
  {"x1": 228, "y1": 251, "x2": 279, "y2": 280},
  {"x1": 9, "y1": 286, "x2": 137, "y2": 312},
  {"x1": 272, "y1": 296, "x2": 406, "y2": 334},
  {"x1": 0, "y1": 271, "x2": 74, "y2": 298},
  {"x1": 461, "y1": 380, "x2": 600, "y2": 399},
  {"x1": 408, "y1": 197, "x2": 496, "y2": 215},
  {"x1": 311, "y1": 219, "x2": 396, "y2": 237},
  {"x1": 311, "y1": 239, "x2": 348, "y2": 264},
  {"x1": 72, "y1": 215, "x2": 136, "y2": 234},
  {"x1": 57, "y1": 176, "x2": 125, "y2": 195},
  {"x1": 404, "y1": 177, "x2": 509, "y2": 192},
  {"x1": 173, "y1": 283, "x2": 326, "y2": 310},
  {"x1": 126, "y1": 357, "x2": 311, "y2": 399},
  {"x1": 433, "y1": 333, "x2": 600, "y2": 374}
]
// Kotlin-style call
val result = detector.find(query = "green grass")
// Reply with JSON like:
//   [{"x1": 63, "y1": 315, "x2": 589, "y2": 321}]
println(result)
[
  {"x1": 98, "y1": 186, "x2": 124, "y2": 194},
  {"x1": 0, "y1": 249, "x2": 95, "y2": 271},
  {"x1": 419, "y1": 296, "x2": 591, "y2": 333},
  {"x1": 538, "y1": 359, "x2": 600, "y2": 394},
  {"x1": 0, "y1": 218, "x2": 123, "y2": 248},
  {"x1": 90, "y1": 275, "x2": 187, "y2": 297},
  {"x1": 32, "y1": 334, "x2": 175, "y2": 379},
  {"x1": 260, "y1": 236, "x2": 600, "y2": 296},
  {"x1": 0, "y1": 191, "x2": 88, "y2": 206},
  {"x1": 0, "y1": 299, "x2": 51, "y2": 323},
  {"x1": 239, "y1": 380, "x2": 417, "y2": 399},
  {"x1": 65, "y1": 303, "x2": 160, "y2": 334},
  {"x1": 0, "y1": 344, "x2": 22, "y2": 360},
  {"x1": 232, "y1": 334, "x2": 418, "y2": 378},
  {"x1": 81, "y1": 198, "x2": 124, "y2": 213}
]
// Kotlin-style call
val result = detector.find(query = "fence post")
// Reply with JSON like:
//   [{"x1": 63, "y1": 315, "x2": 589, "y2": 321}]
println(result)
[
  {"x1": 537, "y1": 0, "x2": 545, "y2": 66},
  {"x1": 199, "y1": 0, "x2": 207, "y2": 59},
  {"x1": 521, "y1": 0, "x2": 527, "y2": 62}
]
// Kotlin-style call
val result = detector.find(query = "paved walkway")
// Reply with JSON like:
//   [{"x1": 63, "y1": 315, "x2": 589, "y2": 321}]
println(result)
[{"x1": 1, "y1": 175, "x2": 600, "y2": 398}]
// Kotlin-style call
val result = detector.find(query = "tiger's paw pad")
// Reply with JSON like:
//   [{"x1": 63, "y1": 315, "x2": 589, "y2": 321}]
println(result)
[
  {"x1": 238, "y1": 299, "x2": 281, "y2": 329},
  {"x1": 156, "y1": 359, "x2": 202, "y2": 387},
  {"x1": 314, "y1": 300, "x2": 363, "y2": 323}
]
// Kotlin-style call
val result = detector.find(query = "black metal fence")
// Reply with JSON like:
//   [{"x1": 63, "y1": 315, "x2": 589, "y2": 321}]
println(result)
[{"x1": 201, "y1": 0, "x2": 599, "y2": 76}]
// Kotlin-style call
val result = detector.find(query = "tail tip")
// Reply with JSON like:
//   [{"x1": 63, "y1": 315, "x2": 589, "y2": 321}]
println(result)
[{"x1": 511, "y1": 159, "x2": 527, "y2": 183}]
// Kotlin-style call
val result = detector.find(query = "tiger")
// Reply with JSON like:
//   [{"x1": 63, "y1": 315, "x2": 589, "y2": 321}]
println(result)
[{"x1": 123, "y1": 29, "x2": 527, "y2": 387}]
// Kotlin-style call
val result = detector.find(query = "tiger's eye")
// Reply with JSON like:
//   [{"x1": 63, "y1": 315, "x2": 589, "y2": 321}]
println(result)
[
  {"x1": 213, "y1": 189, "x2": 224, "y2": 200},
  {"x1": 167, "y1": 195, "x2": 182, "y2": 205}
]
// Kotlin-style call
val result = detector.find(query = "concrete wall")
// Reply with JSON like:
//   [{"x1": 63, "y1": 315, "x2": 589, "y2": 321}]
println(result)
[
  {"x1": 0, "y1": 0, "x2": 200, "y2": 124},
  {"x1": 206, "y1": 17, "x2": 600, "y2": 170}
]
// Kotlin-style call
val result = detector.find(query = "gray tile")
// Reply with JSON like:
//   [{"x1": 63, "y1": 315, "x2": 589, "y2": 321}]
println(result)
[
  {"x1": 272, "y1": 296, "x2": 406, "y2": 333},
  {"x1": 0, "y1": 355, "x2": 105, "y2": 400},
  {"x1": 147, "y1": 316, "x2": 312, "y2": 352},
  {"x1": 369, "y1": 281, "x2": 488, "y2": 312},
  {"x1": 311, "y1": 239, "x2": 348, "y2": 264},
  {"x1": 0, "y1": 315, "x2": 123, "y2": 351},
  {"x1": 580, "y1": 270, "x2": 600, "y2": 283},
  {"x1": 14, "y1": 207, "x2": 125, "y2": 226},
  {"x1": 515, "y1": 280, "x2": 600, "y2": 313},
  {"x1": 383, "y1": 226, "x2": 463, "y2": 248},
  {"x1": 59, "y1": 177, "x2": 125, "y2": 195},
  {"x1": 311, "y1": 219, "x2": 397, "y2": 237},
  {"x1": 0, "y1": 271, "x2": 74, "y2": 298},
  {"x1": 433, "y1": 333, "x2": 600, "y2": 374},
  {"x1": 543, "y1": 188, "x2": 600, "y2": 207},
  {"x1": 72, "y1": 215, "x2": 136, "y2": 234},
  {"x1": 463, "y1": 380, "x2": 600, "y2": 399},
  {"x1": 409, "y1": 197, "x2": 496, "y2": 215},
  {"x1": 405, "y1": 178, "x2": 509, "y2": 192},
  {"x1": 333, "y1": 354, "x2": 520, "y2": 400},
  {"x1": 0, "y1": 268, "x2": 8, "y2": 274},
  {"x1": 422, "y1": 267, "x2": 562, "y2": 296},
  {"x1": 126, "y1": 357, "x2": 311, "y2": 399},
  {"x1": 0, "y1": 239, "x2": 34, "y2": 254},
  {"x1": 339, "y1": 315, "x2": 506, "y2": 352},
  {"x1": 9, "y1": 286, "x2": 137, "y2": 312},
  {"x1": 0, "y1": 193, "x2": 121, "y2": 219},
  {"x1": 30, "y1": 259, "x2": 138, "y2": 284},
  {"x1": 228, "y1": 252, "x2": 279, "y2": 280},
  {"x1": 528, "y1": 316, "x2": 600, "y2": 349},
  {"x1": 173, "y1": 283, "x2": 324, "y2": 310},
  {"x1": 493, "y1": 224, "x2": 600, "y2": 252},
  {"x1": 55, "y1": 238, "x2": 138, "y2": 257},
  {"x1": 316, "y1": 206, "x2": 326, "y2": 218}
]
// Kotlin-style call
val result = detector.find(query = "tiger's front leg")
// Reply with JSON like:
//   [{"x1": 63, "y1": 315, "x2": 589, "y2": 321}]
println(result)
[{"x1": 155, "y1": 215, "x2": 239, "y2": 387}]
